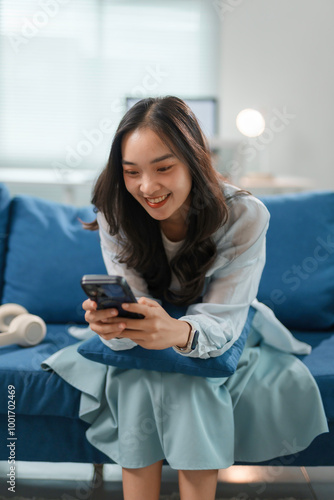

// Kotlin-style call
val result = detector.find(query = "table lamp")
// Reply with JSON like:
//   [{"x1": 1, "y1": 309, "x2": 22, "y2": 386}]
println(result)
[{"x1": 236, "y1": 108, "x2": 271, "y2": 178}]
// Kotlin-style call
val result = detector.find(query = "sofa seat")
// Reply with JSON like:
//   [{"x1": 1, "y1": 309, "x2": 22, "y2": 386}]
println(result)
[
  {"x1": 0, "y1": 414, "x2": 111, "y2": 463},
  {"x1": 0, "y1": 325, "x2": 81, "y2": 419},
  {"x1": 1, "y1": 327, "x2": 333, "y2": 423},
  {"x1": 1, "y1": 327, "x2": 334, "y2": 466},
  {"x1": 293, "y1": 330, "x2": 334, "y2": 421}
]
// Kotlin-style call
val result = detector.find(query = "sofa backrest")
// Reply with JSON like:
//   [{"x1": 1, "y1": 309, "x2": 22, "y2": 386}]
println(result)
[
  {"x1": 0, "y1": 183, "x2": 11, "y2": 299},
  {"x1": 258, "y1": 190, "x2": 334, "y2": 331},
  {"x1": 1, "y1": 195, "x2": 106, "y2": 324},
  {"x1": 1, "y1": 187, "x2": 333, "y2": 331}
]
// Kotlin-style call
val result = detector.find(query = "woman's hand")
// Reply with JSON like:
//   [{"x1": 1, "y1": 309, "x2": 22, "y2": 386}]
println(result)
[
  {"x1": 82, "y1": 298, "x2": 126, "y2": 339},
  {"x1": 82, "y1": 297, "x2": 190, "y2": 350}
]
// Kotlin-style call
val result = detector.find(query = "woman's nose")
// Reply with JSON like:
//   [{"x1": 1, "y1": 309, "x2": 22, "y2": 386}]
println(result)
[{"x1": 140, "y1": 175, "x2": 160, "y2": 195}]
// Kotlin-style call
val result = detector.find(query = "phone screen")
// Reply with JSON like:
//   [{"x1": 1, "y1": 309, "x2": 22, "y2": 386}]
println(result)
[
  {"x1": 95, "y1": 283, "x2": 134, "y2": 309},
  {"x1": 81, "y1": 275, "x2": 144, "y2": 318}
]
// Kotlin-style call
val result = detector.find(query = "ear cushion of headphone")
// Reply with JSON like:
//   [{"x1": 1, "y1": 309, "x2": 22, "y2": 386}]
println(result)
[
  {"x1": 8, "y1": 314, "x2": 47, "y2": 347},
  {"x1": 0, "y1": 303, "x2": 29, "y2": 332}
]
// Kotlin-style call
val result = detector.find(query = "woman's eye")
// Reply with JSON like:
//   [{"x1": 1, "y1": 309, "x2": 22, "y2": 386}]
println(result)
[
  {"x1": 124, "y1": 170, "x2": 138, "y2": 176},
  {"x1": 158, "y1": 166, "x2": 172, "y2": 172}
]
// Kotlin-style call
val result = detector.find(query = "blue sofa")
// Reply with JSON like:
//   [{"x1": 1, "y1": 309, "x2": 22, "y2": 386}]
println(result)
[{"x1": 0, "y1": 182, "x2": 333, "y2": 471}]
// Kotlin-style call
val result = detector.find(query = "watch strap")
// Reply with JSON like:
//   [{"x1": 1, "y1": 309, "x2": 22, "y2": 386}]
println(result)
[{"x1": 174, "y1": 322, "x2": 199, "y2": 354}]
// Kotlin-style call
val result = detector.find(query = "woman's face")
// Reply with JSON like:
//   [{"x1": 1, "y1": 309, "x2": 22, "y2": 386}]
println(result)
[{"x1": 121, "y1": 127, "x2": 192, "y2": 226}]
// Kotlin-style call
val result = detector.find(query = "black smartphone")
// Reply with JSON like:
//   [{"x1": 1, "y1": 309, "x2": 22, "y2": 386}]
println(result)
[{"x1": 81, "y1": 274, "x2": 145, "y2": 319}]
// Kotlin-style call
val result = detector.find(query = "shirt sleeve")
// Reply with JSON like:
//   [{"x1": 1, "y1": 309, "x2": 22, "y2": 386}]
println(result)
[
  {"x1": 174, "y1": 195, "x2": 270, "y2": 359},
  {"x1": 96, "y1": 212, "x2": 156, "y2": 352}
]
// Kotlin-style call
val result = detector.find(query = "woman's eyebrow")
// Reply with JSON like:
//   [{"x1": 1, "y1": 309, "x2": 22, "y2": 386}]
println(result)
[{"x1": 122, "y1": 154, "x2": 175, "y2": 166}]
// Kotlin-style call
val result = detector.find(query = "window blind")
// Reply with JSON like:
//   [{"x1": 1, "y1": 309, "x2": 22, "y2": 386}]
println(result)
[{"x1": 0, "y1": 0, "x2": 220, "y2": 172}]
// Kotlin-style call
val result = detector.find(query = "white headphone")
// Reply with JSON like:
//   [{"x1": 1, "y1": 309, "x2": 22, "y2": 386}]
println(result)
[{"x1": 0, "y1": 303, "x2": 46, "y2": 347}]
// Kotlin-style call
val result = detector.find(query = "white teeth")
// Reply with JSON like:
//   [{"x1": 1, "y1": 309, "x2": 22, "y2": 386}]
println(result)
[{"x1": 147, "y1": 194, "x2": 169, "y2": 204}]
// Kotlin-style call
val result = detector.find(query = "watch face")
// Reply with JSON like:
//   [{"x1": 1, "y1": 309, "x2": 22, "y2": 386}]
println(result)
[{"x1": 190, "y1": 330, "x2": 199, "y2": 350}]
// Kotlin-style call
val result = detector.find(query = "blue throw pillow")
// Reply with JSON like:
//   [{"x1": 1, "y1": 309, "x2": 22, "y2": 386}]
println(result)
[
  {"x1": 77, "y1": 305, "x2": 256, "y2": 377},
  {"x1": 2, "y1": 196, "x2": 106, "y2": 323},
  {"x1": 0, "y1": 183, "x2": 11, "y2": 300},
  {"x1": 258, "y1": 191, "x2": 334, "y2": 331}
]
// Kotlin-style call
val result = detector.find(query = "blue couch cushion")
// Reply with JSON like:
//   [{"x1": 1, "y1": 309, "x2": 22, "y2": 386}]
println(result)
[
  {"x1": 293, "y1": 330, "x2": 334, "y2": 422},
  {"x1": 2, "y1": 196, "x2": 106, "y2": 323},
  {"x1": 78, "y1": 306, "x2": 256, "y2": 378},
  {"x1": 0, "y1": 324, "x2": 81, "y2": 418},
  {"x1": 259, "y1": 191, "x2": 334, "y2": 331},
  {"x1": 0, "y1": 183, "x2": 11, "y2": 300}
]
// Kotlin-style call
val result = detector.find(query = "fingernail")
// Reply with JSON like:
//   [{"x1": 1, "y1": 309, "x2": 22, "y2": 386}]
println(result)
[
  {"x1": 122, "y1": 303, "x2": 129, "y2": 309},
  {"x1": 110, "y1": 309, "x2": 117, "y2": 316},
  {"x1": 118, "y1": 324, "x2": 125, "y2": 330}
]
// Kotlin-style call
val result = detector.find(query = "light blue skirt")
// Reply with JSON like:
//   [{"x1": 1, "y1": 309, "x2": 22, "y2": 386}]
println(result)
[{"x1": 42, "y1": 329, "x2": 329, "y2": 470}]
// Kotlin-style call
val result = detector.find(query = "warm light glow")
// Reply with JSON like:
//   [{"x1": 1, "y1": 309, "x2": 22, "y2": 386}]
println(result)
[
  {"x1": 236, "y1": 108, "x2": 265, "y2": 138},
  {"x1": 218, "y1": 465, "x2": 264, "y2": 483}
]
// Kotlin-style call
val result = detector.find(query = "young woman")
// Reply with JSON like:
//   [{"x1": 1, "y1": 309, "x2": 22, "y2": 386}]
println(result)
[{"x1": 67, "y1": 96, "x2": 327, "y2": 500}]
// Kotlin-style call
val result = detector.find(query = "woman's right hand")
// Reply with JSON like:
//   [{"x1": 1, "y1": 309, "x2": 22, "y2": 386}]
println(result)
[{"x1": 82, "y1": 299, "x2": 125, "y2": 340}]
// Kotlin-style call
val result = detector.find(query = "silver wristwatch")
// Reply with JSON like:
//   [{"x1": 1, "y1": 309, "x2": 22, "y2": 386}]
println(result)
[{"x1": 174, "y1": 323, "x2": 199, "y2": 354}]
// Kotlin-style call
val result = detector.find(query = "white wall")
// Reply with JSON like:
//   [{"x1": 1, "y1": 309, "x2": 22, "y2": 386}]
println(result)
[{"x1": 218, "y1": 0, "x2": 334, "y2": 189}]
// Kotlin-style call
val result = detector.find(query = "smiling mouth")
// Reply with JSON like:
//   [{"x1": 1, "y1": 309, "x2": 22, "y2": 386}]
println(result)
[
  {"x1": 144, "y1": 193, "x2": 171, "y2": 208},
  {"x1": 146, "y1": 194, "x2": 170, "y2": 203}
]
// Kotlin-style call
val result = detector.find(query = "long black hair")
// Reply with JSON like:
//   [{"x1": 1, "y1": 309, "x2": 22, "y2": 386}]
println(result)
[{"x1": 84, "y1": 96, "x2": 248, "y2": 305}]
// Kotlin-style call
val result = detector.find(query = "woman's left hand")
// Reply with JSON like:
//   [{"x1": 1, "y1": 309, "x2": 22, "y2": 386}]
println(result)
[{"x1": 103, "y1": 297, "x2": 190, "y2": 350}]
